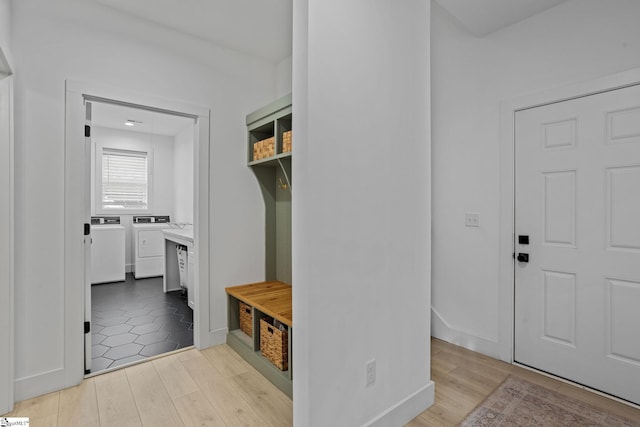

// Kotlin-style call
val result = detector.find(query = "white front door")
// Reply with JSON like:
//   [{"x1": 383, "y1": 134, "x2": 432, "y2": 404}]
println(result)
[
  {"x1": 514, "y1": 84, "x2": 640, "y2": 405},
  {"x1": 0, "y1": 75, "x2": 14, "y2": 414}
]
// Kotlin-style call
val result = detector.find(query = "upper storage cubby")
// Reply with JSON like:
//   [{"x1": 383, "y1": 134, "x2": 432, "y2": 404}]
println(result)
[
  {"x1": 246, "y1": 94, "x2": 293, "y2": 284},
  {"x1": 247, "y1": 93, "x2": 292, "y2": 167}
]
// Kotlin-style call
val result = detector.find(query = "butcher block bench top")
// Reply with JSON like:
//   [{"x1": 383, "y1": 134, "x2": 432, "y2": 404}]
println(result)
[{"x1": 226, "y1": 281, "x2": 292, "y2": 327}]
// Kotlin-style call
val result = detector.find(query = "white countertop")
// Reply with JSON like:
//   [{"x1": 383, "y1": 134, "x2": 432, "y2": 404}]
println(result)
[{"x1": 162, "y1": 226, "x2": 194, "y2": 245}]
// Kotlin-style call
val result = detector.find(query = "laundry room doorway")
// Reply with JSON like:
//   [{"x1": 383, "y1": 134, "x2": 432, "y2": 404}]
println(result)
[
  {"x1": 86, "y1": 100, "x2": 200, "y2": 374},
  {"x1": 64, "y1": 81, "x2": 211, "y2": 382}
]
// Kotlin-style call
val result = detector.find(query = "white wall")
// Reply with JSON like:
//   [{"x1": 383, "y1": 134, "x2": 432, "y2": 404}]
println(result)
[
  {"x1": 0, "y1": 0, "x2": 12, "y2": 74},
  {"x1": 0, "y1": 0, "x2": 9, "y2": 48},
  {"x1": 293, "y1": 0, "x2": 433, "y2": 425},
  {"x1": 12, "y1": 0, "x2": 276, "y2": 400},
  {"x1": 0, "y1": 75, "x2": 14, "y2": 415},
  {"x1": 0, "y1": 3, "x2": 12, "y2": 413},
  {"x1": 276, "y1": 55, "x2": 292, "y2": 98},
  {"x1": 173, "y1": 124, "x2": 194, "y2": 225},
  {"x1": 91, "y1": 126, "x2": 176, "y2": 272},
  {"x1": 431, "y1": 0, "x2": 640, "y2": 356}
]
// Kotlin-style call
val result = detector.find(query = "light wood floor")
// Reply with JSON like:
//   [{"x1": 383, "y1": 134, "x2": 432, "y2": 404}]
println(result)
[
  {"x1": 3, "y1": 345, "x2": 293, "y2": 427},
  {"x1": 409, "y1": 338, "x2": 640, "y2": 426},
  {"x1": 4, "y1": 339, "x2": 640, "y2": 426}
]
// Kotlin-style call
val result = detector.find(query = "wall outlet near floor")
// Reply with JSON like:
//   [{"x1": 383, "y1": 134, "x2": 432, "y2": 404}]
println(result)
[
  {"x1": 465, "y1": 212, "x2": 480, "y2": 227},
  {"x1": 366, "y1": 359, "x2": 376, "y2": 387}
]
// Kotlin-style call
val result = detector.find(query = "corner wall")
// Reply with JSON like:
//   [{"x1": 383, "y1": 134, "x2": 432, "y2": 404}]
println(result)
[
  {"x1": 276, "y1": 56, "x2": 293, "y2": 98},
  {"x1": 293, "y1": 1, "x2": 433, "y2": 425},
  {"x1": 431, "y1": 0, "x2": 640, "y2": 357}
]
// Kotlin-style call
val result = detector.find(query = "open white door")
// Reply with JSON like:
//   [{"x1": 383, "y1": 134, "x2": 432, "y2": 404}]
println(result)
[
  {"x1": 84, "y1": 101, "x2": 92, "y2": 374},
  {"x1": 0, "y1": 75, "x2": 14, "y2": 414},
  {"x1": 515, "y1": 84, "x2": 640, "y2": 405}
]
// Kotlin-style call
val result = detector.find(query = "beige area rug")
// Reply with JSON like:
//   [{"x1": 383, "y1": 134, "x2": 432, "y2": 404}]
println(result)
[{"x1": 459, "y1": 376, "x2": 638, "y2": 426}]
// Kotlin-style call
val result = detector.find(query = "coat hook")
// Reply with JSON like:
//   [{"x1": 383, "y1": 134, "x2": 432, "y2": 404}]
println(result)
[{"x1": 278, "y1": 177, "x2": 288, "y2": 191}]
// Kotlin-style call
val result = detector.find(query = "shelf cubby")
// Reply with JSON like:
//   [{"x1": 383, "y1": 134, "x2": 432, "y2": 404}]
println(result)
[{"x1": 246, "y1": 93, "x2": 292, "y2": 167}]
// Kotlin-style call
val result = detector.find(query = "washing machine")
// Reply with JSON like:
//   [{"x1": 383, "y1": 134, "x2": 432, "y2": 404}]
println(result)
[
  {"x1": 91, "y1": 217, "x2": 125, "y2": 284},
  {"x1": 132, "y1": 215, "x2": 171, "y2": 278}
]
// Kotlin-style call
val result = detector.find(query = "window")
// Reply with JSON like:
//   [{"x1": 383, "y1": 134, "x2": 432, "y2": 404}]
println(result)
[{"x1": 98, "y1": 147, "x2": 152, "y2": 213}]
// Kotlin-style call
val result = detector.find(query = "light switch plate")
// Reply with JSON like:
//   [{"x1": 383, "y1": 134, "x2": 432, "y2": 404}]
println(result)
[
  {"x1": 366, "y1": 359, "x2": 376, "y2": 387},
  {"x1": 465, "y1": 212, "x2": 480, "y2": 227}
]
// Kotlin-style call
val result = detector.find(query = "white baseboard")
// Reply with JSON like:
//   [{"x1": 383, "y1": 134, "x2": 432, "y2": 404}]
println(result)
[
  {"x1": 209, "y1": 328, "x2": 228, "y2": 346},
  {"x1": 196, "y1": 327, "x2": 227, "y2": 350},
  {"x1": 364, "y1": 381, "x2": 435, "y2": 427},
  {"x1": 15, "y1": 368, "x2": 65, "y2": 402},
  {"x1": 431, "y1": 307, "x2": 500, "y2": 358},
  {"x1": 125, "y1": 263, "x2": 132, "y2": 273}
]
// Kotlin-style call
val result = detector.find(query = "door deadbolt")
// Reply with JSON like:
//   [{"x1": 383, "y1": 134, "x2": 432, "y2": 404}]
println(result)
[{"x1": 517, "y1": 253, "x2": 529, "y2": 263}]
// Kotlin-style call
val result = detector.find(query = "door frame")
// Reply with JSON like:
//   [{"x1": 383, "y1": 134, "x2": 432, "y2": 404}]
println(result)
[
  {"x1": 498, "y1": 67, "x2": 640, "y2": 363},
  {"x1": 0, "y1": 73, "x2": 14, "y2": 415},
  {"x1": 64, "y1": 80, "x2": 211, "y2": 386}
]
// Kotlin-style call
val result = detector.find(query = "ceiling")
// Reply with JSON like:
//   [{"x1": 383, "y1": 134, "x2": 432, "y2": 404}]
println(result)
[
  {"x1": 91, "y1": 101, "x2": 194, "y2": 137},
  {"x1": 434, "y1": 0, "x2": 568, "y2": 36},
  {"x1": 89, "y1": 0, "x2": 566, "y2": 64},
  {"x1": 93, "y1": 0, "x2": 293, "y2": 63}
]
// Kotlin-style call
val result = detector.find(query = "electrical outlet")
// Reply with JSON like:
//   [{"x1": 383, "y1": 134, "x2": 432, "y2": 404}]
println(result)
[
  {"x1": 366, "y1": 359, "x2": 376, "y2": 387},
  {"x1": 465, "y1": 212, "x2": 480, "y2": 227}
]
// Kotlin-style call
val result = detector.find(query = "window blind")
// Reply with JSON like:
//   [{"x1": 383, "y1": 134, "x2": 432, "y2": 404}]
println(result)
[{"x1": 101, "y1": 148, "x2": 148, "y2": 210}]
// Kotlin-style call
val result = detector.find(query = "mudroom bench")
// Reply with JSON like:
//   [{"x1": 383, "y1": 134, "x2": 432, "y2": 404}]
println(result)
[{"x1": 225, "y1": 281, "x2": 292, "y2": 398}]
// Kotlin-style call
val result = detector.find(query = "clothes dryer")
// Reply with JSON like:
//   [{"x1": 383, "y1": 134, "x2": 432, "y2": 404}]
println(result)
[{"x1": 132, "y1": 215, "x2": 171, "y2": 278}]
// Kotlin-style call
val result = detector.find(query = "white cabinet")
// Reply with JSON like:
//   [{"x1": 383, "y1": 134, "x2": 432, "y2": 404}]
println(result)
[{"x1": 162, "y1": 227, "x2": 195, "y2": 309}]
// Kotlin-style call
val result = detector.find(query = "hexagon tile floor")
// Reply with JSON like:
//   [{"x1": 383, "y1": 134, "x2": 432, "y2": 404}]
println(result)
[{"x1": 90, "y1": 273, "x2": 193, "y2": 373}]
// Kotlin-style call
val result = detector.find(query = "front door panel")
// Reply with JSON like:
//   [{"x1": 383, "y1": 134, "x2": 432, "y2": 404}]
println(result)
[{"x1": 515, "y1": 84, "x2": 640, "y2": 405}]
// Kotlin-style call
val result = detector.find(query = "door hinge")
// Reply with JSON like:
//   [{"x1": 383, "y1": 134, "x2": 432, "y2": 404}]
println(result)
[
  {"x1": 84, "y1": 125, "x2": 91, "y2": 137},
  {"x1": 84, "y1": 223, "x2": 90, "y2": 236},
  {"x1": 84, "y1": 321, "x2": 90, "y2": 334}
]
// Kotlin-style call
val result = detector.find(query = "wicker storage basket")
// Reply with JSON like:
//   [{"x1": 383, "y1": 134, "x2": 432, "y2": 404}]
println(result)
[
  {"x1": 239, "y1": 302, "x2": 252, "y2": 337},
  {"x1": 282, "y1": 130, "x2": 292, "y2": 153},
  {"x1": 260, "y1": 317, "x2": 288, "y2": 370},
  {"x1": 253, "y1": 136, "x2": 275, "y2": 161}
]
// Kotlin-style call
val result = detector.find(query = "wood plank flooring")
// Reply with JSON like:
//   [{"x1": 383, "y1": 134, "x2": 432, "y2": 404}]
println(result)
[
  {"x1": 4, "y1": 339, "x2": 639, "y2": 426},
  {"x1": 408, "y1": 338, "x2": 640, "y2": 426},
  {"x1": 4, "y1": 345, "x2": 292, "y2": 427}
]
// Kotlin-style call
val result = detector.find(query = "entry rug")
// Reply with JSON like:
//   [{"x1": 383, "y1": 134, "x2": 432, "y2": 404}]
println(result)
[{"x1": 459, "y1": 376, "x2": 639, "y2": 426}]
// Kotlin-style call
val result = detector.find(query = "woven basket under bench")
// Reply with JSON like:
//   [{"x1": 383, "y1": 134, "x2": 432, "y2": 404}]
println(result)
[
  {"x1": 260, "y1": 317, "x2": 288, "y2": 370},
  {"x1": 239, "y1": 301, "x2": 252, "y2": 337}
]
